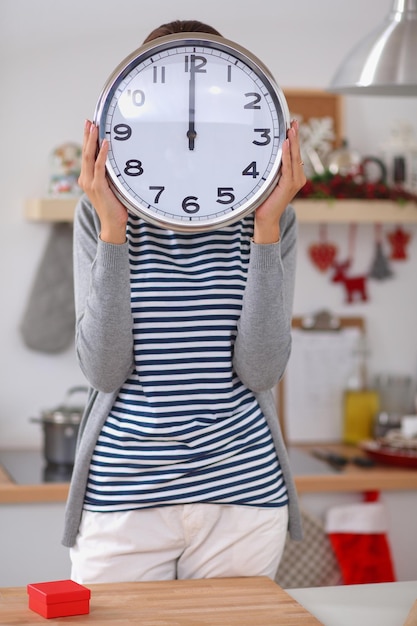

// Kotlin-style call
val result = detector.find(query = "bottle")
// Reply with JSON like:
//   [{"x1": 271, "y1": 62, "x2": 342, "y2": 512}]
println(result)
[
  {"x1": 342, "y1": 337, "x2": 380, "y2": 444},
  {"x1": 380, "y1": 121, "x2": 417, "y2": 194}
]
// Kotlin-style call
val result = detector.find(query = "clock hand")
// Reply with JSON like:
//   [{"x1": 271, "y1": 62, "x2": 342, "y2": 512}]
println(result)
[{"x1": 187, "y1": 55, "x2": 197, "y2": 151}]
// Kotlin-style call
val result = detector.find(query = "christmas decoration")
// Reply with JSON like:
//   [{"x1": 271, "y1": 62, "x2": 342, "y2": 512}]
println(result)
[
  {"x1": 297, "y1": 171, "x2": 417, "y2": 202},
  {"x1": 386, "y1": 226, "x2": 412, "y2": 260},
  {"x1": 331, "y1": 260, "x2": 368, "y2": 303},
  {"x1": 49, "y1": 143, "x2": 82, "y2": 196},
  {"x1": 300, "y1": 171, "x2": 414, "y2": 302},
  {"x1": 330, "y1": 224, "x2": 368, "y2": 303},
  {"x1": 325, "y1": 491, "x2": 396, "y2": 585},
  {"x1": 308, "y1": 225, "x2": 338, "y2": 271},
  {"x1": 296, "y1": 116, "x2": 335, "y2": 178},
  {"x1": 369, "y1": 224, "x2": 393, "y2": 280}
]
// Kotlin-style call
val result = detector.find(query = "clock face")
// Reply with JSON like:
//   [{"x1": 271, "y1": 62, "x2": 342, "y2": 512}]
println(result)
[{"x1": 94, "y1": 33, "x2": 290, "y2": 232}]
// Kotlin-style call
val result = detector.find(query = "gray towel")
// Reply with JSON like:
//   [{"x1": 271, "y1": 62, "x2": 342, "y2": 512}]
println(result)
[{"x1": 20, "y1": 223, "x2": 75, "y2": 353}]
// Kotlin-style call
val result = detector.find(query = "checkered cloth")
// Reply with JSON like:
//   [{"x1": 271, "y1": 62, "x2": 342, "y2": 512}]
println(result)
[{"x1": 275, "y1": 509, "x2": 342, "y2": 588}]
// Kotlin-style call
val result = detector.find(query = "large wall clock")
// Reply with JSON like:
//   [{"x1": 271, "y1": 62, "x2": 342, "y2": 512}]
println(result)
[{"x1": 94, "y1": 33, "x2": 290, "y2": 232}]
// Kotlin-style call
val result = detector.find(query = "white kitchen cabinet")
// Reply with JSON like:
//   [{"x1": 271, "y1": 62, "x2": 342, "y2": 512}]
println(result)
[
  {"x1": 1, "y1": 484, "x2": 416, "y2": 586},
  {"x1": 0, "y1": 503, "x2": 70, "y2": 587}
]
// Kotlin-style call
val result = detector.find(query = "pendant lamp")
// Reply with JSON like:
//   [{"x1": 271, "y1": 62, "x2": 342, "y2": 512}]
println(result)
[{"x1": 329, "y1": 0, "x2": 417, "y2": 96}]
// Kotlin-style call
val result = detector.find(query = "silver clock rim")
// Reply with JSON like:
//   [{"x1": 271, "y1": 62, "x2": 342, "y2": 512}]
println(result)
[{"x1": 94, "y1": 33, "x2": 290, "y2": 232}]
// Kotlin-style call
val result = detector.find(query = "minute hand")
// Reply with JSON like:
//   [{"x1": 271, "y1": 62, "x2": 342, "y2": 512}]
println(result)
[{"x1": 187, "y1": 56, "x2": 197, "y2": 151}]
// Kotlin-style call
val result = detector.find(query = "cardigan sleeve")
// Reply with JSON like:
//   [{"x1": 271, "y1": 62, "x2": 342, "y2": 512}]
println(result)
[
  {"x1": 73, "y1": 195, "x2": 134, "y2": 392},
  {"x1": 233, "y1": 205, "x2": 297, "y2": 392}
]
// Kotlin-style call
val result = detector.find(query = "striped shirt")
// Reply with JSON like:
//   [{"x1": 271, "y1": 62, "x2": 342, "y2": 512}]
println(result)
[{"x1": 83, "y1": 215, "x2": 288, "y2": 511}]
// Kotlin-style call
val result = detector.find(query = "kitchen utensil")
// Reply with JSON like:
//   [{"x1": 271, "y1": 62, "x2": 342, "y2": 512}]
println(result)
[
  {"x1": 373, "y1": 374, "x2": 416, "y2": 437},
  {"x1": 374, "y1": 374, "x2": 415, "y2": 415},
  {"x1": 311, "y1": 449, "x2": 375, "y2": 469},
  {"x1": 31, "y1": 386, "x2": 88, "y2": 466}
]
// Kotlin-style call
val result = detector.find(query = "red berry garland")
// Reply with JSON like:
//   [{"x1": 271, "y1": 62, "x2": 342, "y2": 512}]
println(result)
[{"x1": 297, "y1": 172, "x2": 417, "y2": 203}]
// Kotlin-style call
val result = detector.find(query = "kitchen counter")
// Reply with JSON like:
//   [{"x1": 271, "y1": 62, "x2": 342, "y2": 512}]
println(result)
[
  {"x1": 1, "y1": 577, "x2": 416, "y2": 625},
  {"x1": 289, "y1": 580, "x2": 417, "y2": 626},
  {"x1": 0, "y1": 452, "x2": 69, "y2": 504},
  {"x1": 1, "y1": 444, "x2": 417, "y2": 504},
  {"x1": 290, "y1": 443, "x2": 417, "y2": 493},
  {"x1": 0, "y1": 576, "x2": 321, "y2": 625}
]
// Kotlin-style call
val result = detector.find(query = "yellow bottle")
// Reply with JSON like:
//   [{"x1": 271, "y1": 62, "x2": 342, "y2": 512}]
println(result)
[
  {"x1": 342, "y1": 335, "x2": 379, "y2": 444},
  {"x1": 343, "y1": 389, "x2": 379, "y2": 444}
]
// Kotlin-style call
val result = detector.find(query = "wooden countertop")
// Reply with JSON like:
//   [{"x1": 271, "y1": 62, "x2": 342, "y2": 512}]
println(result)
[
  {"x1": 293, "y1": 443, "x2": 417, "y2": 493},
  {"x1": 0, "y1": 577, "x2": 321, "y2": 625},
  {"x1": 1, "y1": 444, "x2": 417, "y2": 504},
  {"x1": 0, "y1": 461, "x2": 68, "y2": 504}
]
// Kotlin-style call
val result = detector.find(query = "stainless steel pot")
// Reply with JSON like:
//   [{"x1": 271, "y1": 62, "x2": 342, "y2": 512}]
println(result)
[{"x1": 31, "y1": 386, "x2": 88, "y2": 466}]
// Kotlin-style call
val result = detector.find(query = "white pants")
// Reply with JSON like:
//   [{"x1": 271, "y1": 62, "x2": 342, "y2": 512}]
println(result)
[{"x1": 70, "y1": 503, "x2": 288, "y2": 583}]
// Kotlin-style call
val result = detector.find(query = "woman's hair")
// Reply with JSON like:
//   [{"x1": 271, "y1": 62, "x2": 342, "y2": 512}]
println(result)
[{"x1": 143, "y1": 20, "x2": 222, "y2": 44}]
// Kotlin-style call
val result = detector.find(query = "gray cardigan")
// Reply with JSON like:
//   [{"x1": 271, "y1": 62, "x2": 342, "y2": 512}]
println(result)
[{"x1": 62, "y1": 196, "x2": 302, "y2": 547}]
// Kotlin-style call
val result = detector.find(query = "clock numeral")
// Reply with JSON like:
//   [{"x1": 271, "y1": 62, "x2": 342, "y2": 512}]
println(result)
[
  {"x1": 127, "y1": 89, "x2": 145, "y2": 107},
  {"x1": 149, "y1": 186, "x2": 165, "y2": 203},
  {"x1": 184, "y1": 55, "x2": 207, "y2": 73},
  {"x1": 124, "y1": 159, "x2": 144, "y2": 176},
  {"x1": 153, "y1": 66, "x2": 166, "y2": 83},
  {"x1": 217, "y1": 187, "x2": 235, "y2": 205},
  {"x1": 227, "y1": 65, "x2": 232, "y2": 83},
  {"x1": 244, "y1": 92, "x2": 261, "y2": 109},
  {"x1": 113, "y1": 124, "x2": 132, "y2": 141},
  {"x1": 253, "y1": 128, "x2": 271, "y2": 146},
  {"x1": 182, "y1": 196, "x2": 200, "y2": 214},
  {"x1": 242, "y1": 162, "x2": 260, "y2": 178}
]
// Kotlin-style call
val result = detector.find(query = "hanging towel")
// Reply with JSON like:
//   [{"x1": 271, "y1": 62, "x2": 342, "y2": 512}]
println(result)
[
  {"x1": 20, "y1": 223, "x2": 75, "y2": 353},
  {"x1": 325, "y1": 491, "x2": 396, "y2": 584}
]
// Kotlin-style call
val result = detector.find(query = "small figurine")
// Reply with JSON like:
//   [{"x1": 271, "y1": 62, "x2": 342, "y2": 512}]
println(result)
[{"x1": 49, "y1": 142, "x2": 82, "y2": 195}]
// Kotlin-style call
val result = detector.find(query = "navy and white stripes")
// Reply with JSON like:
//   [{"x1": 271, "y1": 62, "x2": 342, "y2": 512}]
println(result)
[{"x1": 83, "y1": 215, "x2": 288, "y2": 511}]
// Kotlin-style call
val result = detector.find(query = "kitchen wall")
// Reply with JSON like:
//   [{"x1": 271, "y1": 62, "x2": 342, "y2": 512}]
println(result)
[{"x1": 1, "y1": 0, "x2": 416, "y2": 448}]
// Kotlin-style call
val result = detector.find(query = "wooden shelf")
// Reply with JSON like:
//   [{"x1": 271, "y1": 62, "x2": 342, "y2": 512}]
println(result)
[
  {"x1": 293, "y1": 199, "x2": 417, "y2": 223},
  {"x1": 24, "y1": 197, "x2": 417, "y2": 224},
  {"x1": 24, "y1": 197, "x2": 78, "y2": 221}
]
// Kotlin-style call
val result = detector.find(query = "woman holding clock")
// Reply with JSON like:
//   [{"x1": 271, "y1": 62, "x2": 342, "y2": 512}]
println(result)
[{"x1": 63, "y1": 19, "x2": 306, "y2": 583}]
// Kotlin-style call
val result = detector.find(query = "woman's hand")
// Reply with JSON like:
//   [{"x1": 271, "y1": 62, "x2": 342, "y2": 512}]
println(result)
[
  {"x1": 253, "y1": 119, "x2": 306, "y2": 244},
  {"x1": 78, "y1": 120, "x2": 128, "y2": 244}
]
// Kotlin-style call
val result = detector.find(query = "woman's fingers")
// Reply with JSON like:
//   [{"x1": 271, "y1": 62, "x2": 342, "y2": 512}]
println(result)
[
  {"x1": 280, "y1": 121, "x2": 306, "y2": 192},
  {"x1": 280, "y1": 137, "x2": 292, "y2": 180},
  {"x1": 79, "y1": 122, "x2": 108, "y2": 194},
  {"x1": 78, "y1": 120, "x2": 97, "y2": 190},
  {"x1": 95, "y1": 137, "x2": 108, "y2": 176},
  {"x1": 288, "y1": 121, "x2": 306, "y2": 186},
  {"x1": 77, "y1": 120, "x2": 129, "y2": 241}
]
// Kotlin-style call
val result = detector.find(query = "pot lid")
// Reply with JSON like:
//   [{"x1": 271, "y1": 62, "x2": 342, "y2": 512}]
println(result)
[
  {"x1": 40, "y1": 386, "x2": 89, "y2": 424},
  {"x1": 40, "y1": 408, "x2": 82, "y2": 424}
]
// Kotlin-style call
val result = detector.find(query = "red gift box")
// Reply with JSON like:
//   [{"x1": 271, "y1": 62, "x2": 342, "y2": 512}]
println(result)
[{"x1": 27, "y1": 579, "x2": 91, "y2": 619}]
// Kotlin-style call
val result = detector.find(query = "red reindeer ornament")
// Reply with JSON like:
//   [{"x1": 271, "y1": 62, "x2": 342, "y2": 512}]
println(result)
[{"x1": 331, "y1": 259, "x2": 368, "y2": 303}]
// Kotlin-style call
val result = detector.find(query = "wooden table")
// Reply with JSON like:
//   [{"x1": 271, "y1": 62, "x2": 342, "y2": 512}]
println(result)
[{"x1": 0, "y1": 577, "x2": 322, "y2": 625}]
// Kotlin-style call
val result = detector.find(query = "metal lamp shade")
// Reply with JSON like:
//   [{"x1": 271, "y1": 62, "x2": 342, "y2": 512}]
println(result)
[{"x1": 329, "y1": 0, "x2": 417, "y2": 96}]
